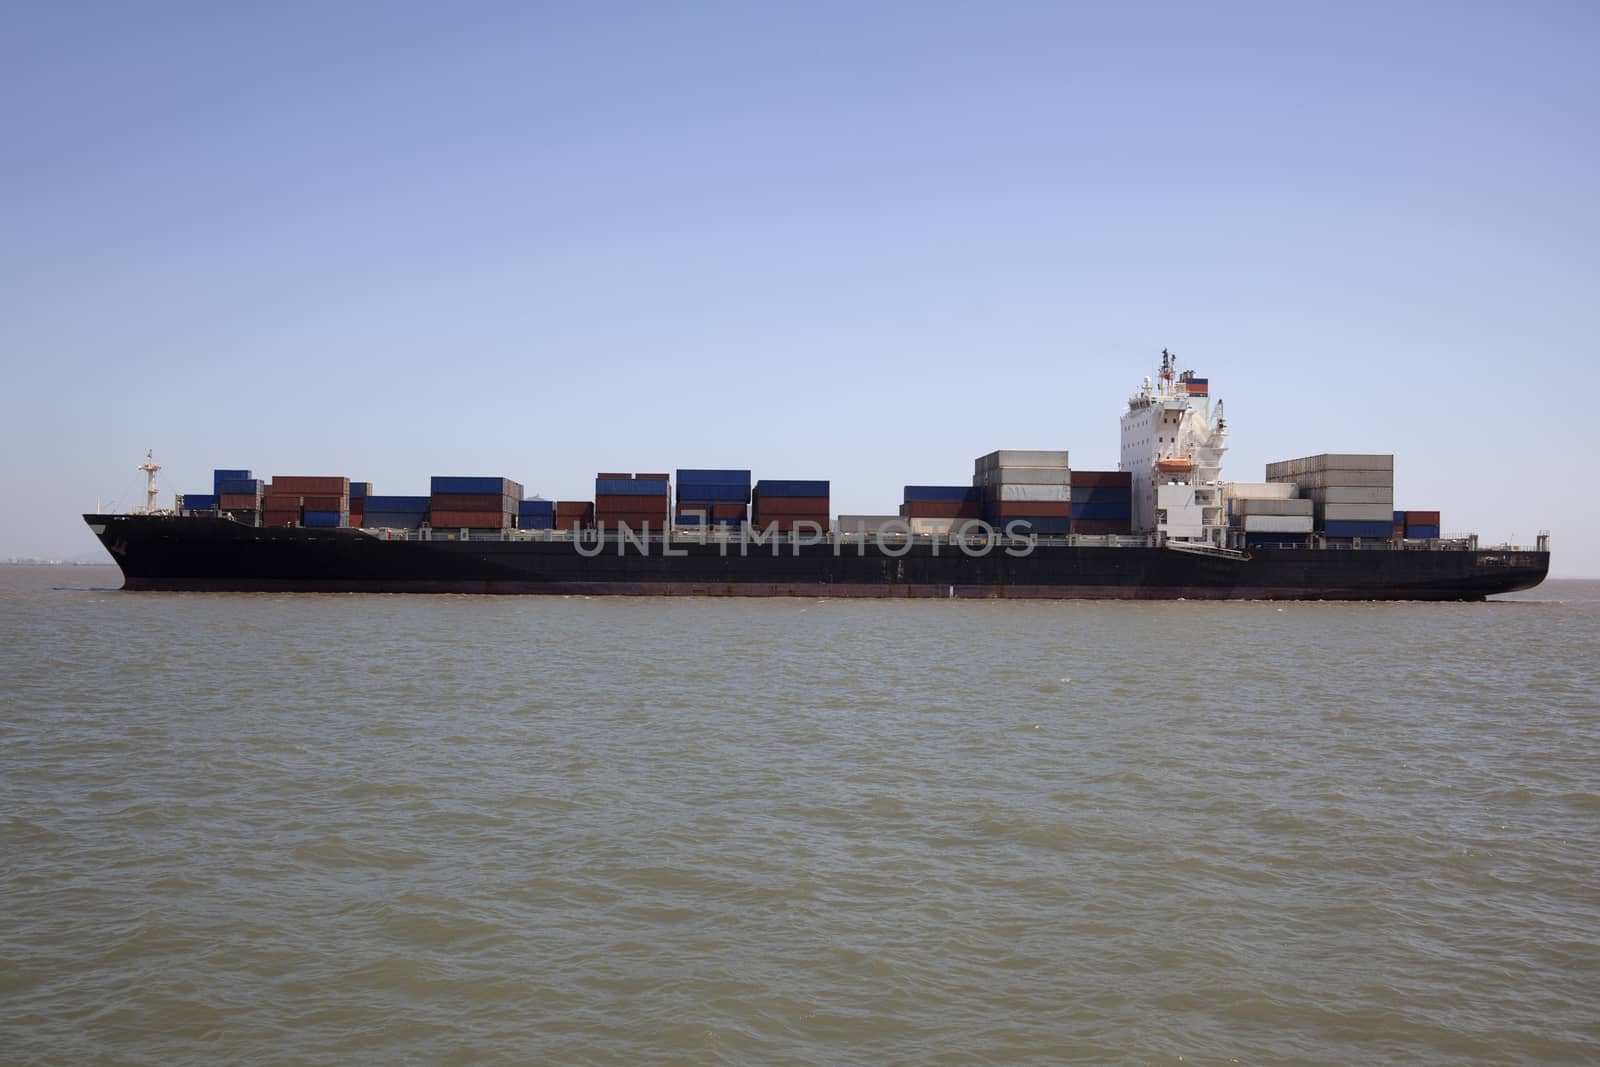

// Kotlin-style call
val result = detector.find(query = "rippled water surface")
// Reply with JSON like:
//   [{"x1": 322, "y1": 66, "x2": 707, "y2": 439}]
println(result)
[{"x1": 3, "y1": 566, "x2": 1598, "y2": 1065}]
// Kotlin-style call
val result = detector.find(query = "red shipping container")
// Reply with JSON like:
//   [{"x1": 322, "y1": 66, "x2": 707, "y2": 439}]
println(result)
[
  {"x1": 1070, "y1": 518, "x2": 1131, "y2": 535},
  {"x1": 1392, "y1": 524, "x2": 1406, "y2": 538},
  {"x1": 634, "y1": 473, "x2": 670, "y2": 481},
  {"x1": 595, "y1": 494, "x2": 668, "y2": 511},
  {"x1": 429, "y1": 493, "x2": 508, "y2": 511},
  {"x1": 903, "y1": 501, "x2": 982, "y2": 519},
  {"x1": 271, "y1": 476, "x2": 349, "y2": 494},
  {"x1": 218, "y1": 493, "x2": 261, "y2": 510},
  {"x1": 555, "y1": 517, "x2": 588, "y2": 531},
  {"x1": 555, "y1": 501, "x2": 594, "y2": 517},
  {"x1": 302, "y1": 494, "x2": 349, "y2": 510},
  {"x1": 1404, "y1": 510, "x2": 1441, "y2": 525},
  {"x1": 262, "y1": 494, "x2": 301, "y2": 510},
  {"x1": 991, "y1": 501, "x2": 1072, "y2": 518},
  {"x1": 595, "y1": 473, "x2": 632, "y2": 480},
  {"x1": 751, "y1": 496, "x2": 830, "y2": 516},
  {"x1": 429, "y1": 510, "x2": 510, "y2": 528},
  {"x1": 1071, "y1": 471, "x2": 1132, "y2": 488},
  {"x1": 710, "y1": 503, "x2": 747, "y2": 519}
]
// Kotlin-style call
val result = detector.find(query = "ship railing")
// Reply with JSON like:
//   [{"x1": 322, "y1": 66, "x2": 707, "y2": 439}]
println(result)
[{"x1": 354, "y1": 526, "x2": 1166, "y2": 550}]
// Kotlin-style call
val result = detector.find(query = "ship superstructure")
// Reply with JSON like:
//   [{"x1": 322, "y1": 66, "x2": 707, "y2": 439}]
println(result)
[{"x1": 1120, "y1": 350, "x2": 1228, "y2": 544}]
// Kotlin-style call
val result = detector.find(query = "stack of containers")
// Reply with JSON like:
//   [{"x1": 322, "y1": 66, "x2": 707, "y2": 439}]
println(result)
[
  {"x1": 753, "y1": 480, "x2": 829, "y2": 532},
  {"x1": 182, "y1": 491, "x2": 219, "y2": 511},
  {"x1": 973, "y1": 451, "x2": 1071, "y2": 535},
  {"x1": 1402, "y1": 510, "x2": 1441, "y2": 539},
  {"x1": 265, "y1": 476, "x2": 350, "y2": 527},
  {"x1": 517, "y1": 499, "x2": 555, "y2": 530},
  {"x1": 1069, "y1": 471, "x2": 1133, "y2": 534},
  {"x1": 429, "y1": 476, "x2": 521, "y2": 530},
  {"x1": 901, "y1": 486, "x2": 982, "y2": 536},
  {"x1": 1266, "y1": 454, "x2": 1393, "y2": 539},
  {"x1": 555, "y1": 501, "x2": 595, "y2": 531},
  {"x1": 675, "y1": 469, "x2": 752, "y2": 527},
  {"x1": 1231, "y1": 496, "x2": 1314, "y2": 546},
  {"x1": 214, "y1": 469, "x2": 263, "y2": 517},
  {"x1": 348, "y1": 482, "x2": 370, "y2": 527},
  {"x1": 594, "y1": 474, "x2": 670, "y2": 528},
  {"x1": 362, "y1": 495, "x2": 430, "y2": 530}
]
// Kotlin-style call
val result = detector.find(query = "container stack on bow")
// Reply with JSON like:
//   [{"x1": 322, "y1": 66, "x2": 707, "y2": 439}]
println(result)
[{"x1": 264, "y1": 476, "x2": 350, "y2": 528}]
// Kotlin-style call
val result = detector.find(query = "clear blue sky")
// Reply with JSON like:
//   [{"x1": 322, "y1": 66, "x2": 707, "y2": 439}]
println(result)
[{"x1": 3, "y1": 2, "x2": 1594, "y2": 574}]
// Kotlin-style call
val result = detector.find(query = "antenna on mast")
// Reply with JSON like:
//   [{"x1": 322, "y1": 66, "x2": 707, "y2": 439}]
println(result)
[{"x1": 136, "y1": 450, "x2": 161, "y2": 514}]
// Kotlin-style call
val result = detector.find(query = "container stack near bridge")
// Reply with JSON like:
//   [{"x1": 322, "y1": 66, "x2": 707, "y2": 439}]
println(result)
[{"x1": 974, "y1": 451, "x2": 1072, "y2": 535}]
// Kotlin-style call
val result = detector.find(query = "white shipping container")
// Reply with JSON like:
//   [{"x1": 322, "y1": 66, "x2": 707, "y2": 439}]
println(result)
[
  {"x1": 1317, "y1": 486, "x2": 1395, "y2": 505},
  {"x1": 1234, "y1": 498, "x2": 1314, "y2": 517},
  {"x1": 1243, "y1": 514, "x2": 1315, "y2": 533},
  {"x1": 1265, "y1": 453, "x2": 1394, "y2": 479},
  {"x1": 1272, "y1": 469, "x2": 1395, "y2": 489},
  {"x1": 998, "y1": 484, "x2": 1071, "y2": 502},
  {"x1": 909, "y1": 517, "x2": 958, "y2": 536},
  {"x1": 1320, "y1": 503, "x2": 1394, "y2": 522},
  {"x1": 1222, "y1": 482, "x2": 1298, "y2": 501},
  {"x1": 975, "y1": 449, "x2": 1070, "y2": 472},
  {"x1": 974, "y1": 466, "x2": 1072, "y2": 486}
]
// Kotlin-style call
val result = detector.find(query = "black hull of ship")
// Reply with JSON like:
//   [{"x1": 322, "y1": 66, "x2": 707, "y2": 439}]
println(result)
[{"x1": 84, "y1": 515, "x2": 1549, "y2": 601}]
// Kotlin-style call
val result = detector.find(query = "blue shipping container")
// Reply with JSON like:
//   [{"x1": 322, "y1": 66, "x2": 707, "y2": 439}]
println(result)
[
  {"x1": 350, "y1": 482, "x2": 371, "y2": 499},
  {"x1": 1071, "y1": 487, "x2": 1133, "y2": 505},
  {"x1": 364, "y1": 495, "x2": 430, "y2": 513},
  {"x1": 184, "y1": 493, "x2": 218, "y2": 510},
  {"x1": 362, "y1": 512, "x2": 425, "y2": 529},
  {"x1": 215, "y1": 478, "x2": 263, "y2": 495},
  {"x1": 1405, "y1": 525, "x2": 1441, "y2": 539},
  {"x1": 212, "y1": 468, "x2": 250, "y2": 482},
  {"x1": 1070, "y1": 502, "x2": 1132, "y2": 520},
  {"x1": 675, "y1": 484, "x2": 749, "y2": 503},
  {"x1": 518, "y1": 499, "x2": 555, "y2": 515},
  {"x1": 303, "y1": 511, "x2": 344, "y2": 527},
  {"x1": 757, "y1": 479, "x2": 829, "y2": 497},
  {"x1": 431, "y1": 476, "x2": 517, "y2": 495},
  {"x1": 903, "y1": 485, "x2": 981, "y2": 503},
  {"x1": 675, "y1": 514, "x2": 704, "y2": 525},
  {"x1": 1393, "y1": 510, "x2": 1406, "y2": 524},
  {"x1": 1324, "y1": 520, "x2": 1392, "y2": 538},
  {"x1": 677, "y1": 469, "x2": 752, "y2": 486},
  {"x1": 595, "y1": 478, "x2": 669, "y2": 496}
]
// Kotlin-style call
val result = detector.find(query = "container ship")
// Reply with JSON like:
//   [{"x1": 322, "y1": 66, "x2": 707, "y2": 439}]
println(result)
[{"x1": 84, "y1": 356, "x2": 1549, "y2": 600}]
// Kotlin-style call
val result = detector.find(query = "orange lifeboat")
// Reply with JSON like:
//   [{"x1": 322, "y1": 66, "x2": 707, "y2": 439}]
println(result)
[{"x1": 1154, "y1": 457, "x2": 1193, "y2": 474}]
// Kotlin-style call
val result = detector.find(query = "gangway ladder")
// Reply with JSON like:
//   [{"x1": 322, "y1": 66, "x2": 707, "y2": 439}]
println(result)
[{"x1": 1163, "y1": 539, "x2": 1250, "y2": 562}]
